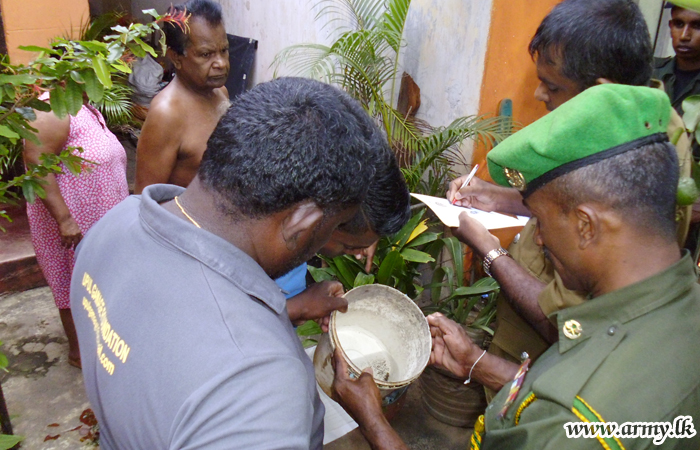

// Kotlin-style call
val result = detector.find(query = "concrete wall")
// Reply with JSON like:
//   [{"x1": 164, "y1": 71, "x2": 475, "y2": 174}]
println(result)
[
  {"x1": 401, "y1": 0, "x2": 493, "y2": 127},
  {"x1": 219, "y1": 0, "x2": 329, "y2": 86},
  {"x1": 1, "y1": 0, "x2": 90, "y2": 64},
  {"x1": 220, "y1": 0, "x2": 493, "y2": 170}
]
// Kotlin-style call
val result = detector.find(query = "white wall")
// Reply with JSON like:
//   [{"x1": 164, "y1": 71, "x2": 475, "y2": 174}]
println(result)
[
  {"x1": 402, "y1": 0, "x2": 492, "y2": 127},
  {"x1": 220, "y1": 0, "x2": 493, "y2": 119},
  {"x1": 219, "y1": 0, "x2": 332, "y2": 86}
]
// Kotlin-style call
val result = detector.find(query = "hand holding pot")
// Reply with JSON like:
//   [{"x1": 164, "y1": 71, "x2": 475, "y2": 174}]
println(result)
[
  {"x1": 286, "y1": 281, "x2": 347, "y2": 331},
  {"x1": 427, "y1": 313, "x2": 482, "y2": 379},
  {"x1": 331, "y1": 347, "x2": 382, "y2": 421}
]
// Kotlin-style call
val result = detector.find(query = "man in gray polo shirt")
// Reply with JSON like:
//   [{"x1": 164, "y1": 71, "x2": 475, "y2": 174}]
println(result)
[{"x1": 70, "y1": 77, "x2": 398, "y2": 449}]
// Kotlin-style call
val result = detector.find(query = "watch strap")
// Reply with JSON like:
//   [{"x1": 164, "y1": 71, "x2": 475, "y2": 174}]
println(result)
[{"x1": 482, "y1": 248, "x2": 511, "y2": 277}]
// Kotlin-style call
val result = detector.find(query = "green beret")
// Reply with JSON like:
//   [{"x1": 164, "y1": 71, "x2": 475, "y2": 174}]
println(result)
[
  {"x1": 667, "y1": 0, "x2": 700, "y2": 13},
  {"x1": 487, "y1": 84, "x2": 671, "y2": 198}
]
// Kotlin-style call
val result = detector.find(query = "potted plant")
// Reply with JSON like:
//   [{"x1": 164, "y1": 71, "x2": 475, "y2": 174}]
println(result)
[{"x1": 419, "y1": 276, "x2": 500, "y2": 428}]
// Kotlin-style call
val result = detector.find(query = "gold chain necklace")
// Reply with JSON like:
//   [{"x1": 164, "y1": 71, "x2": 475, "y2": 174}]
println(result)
[{"x1": 174, "y1": 196, "x2": 201, "y2": 228}]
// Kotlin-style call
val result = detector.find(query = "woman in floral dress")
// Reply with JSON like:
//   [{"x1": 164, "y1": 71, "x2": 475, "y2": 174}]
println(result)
[{"x1": 24, "y1": 98, "x2": 129, "y2": 368}]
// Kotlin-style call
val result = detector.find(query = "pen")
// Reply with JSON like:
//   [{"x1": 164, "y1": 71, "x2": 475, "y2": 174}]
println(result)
[{"x1": 452, "y1": 164, "x2": 479, "y2": 205}]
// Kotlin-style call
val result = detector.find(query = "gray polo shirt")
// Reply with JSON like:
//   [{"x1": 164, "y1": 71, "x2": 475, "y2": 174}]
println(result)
[{"x1": 70, "y1": 184, "x2": 324, "y2": 449}]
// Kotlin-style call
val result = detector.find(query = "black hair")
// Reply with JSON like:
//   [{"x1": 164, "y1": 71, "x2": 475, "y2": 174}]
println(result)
[
  {"x1": 163, "y1": 0, "x2": 223, "y2": 55},
  {"x1": 543, "y1": 141, "x2": 679, "y2": 240},
  {"x1": 199, "y1": 77, "x2": 387, "y2": 219},
  {"x1": 339, "y1": 147, "x2": 411, "y2": 237},
  {"x1": 529, "y1": 0, "x2": 653, "y2": 90}
]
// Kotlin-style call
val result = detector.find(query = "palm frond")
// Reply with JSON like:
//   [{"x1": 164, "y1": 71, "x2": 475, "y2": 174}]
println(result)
[
  {"x1": 91, "y1": 83, "x2": 135, "y2": 128},
  {"x1": 274, "y1": 0, "x2": 509, "y2": 197}
]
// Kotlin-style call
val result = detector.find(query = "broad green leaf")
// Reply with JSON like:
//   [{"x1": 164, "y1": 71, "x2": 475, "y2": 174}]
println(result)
[
  {"x1": 70, "y1": 70, "x2": 85, "y2": 84},
  {"x1": 0, "y1": 434, "x2": 24, "y2": 449},
  {"x1": 50, "y1": 86, "x2": 67, "y2": 119},
  {"x1": 406, "y1": 232, "x2": 440, "y2": 248},
  {"x1": 450, "y1": 285, "x2": 499, "y2": 297},
  {"x1": 0, "y1": 352, "x2": 7, "y2": 369},
  {"x1": 19, "y1": 45, "x2": 59, "y2": 55},
  {"x1": 81, "y1": 70, "x2": 104, "y2": 103},
  {"x1": 143, "y1": 8, "x2": 160, "y2": 19},
  {"x1": 27, "y1": 98, "x2": 52, "y2": 112},
  {"x1": 302, "y1": 338, "x2": 319, "y2": 348},
  {"x1": 0, "y1": 125, "x2": 19, "y2": 140},
  {"x1": 77, "y1": 40, "x2": 108, "y2": 52},
  {"x1": 392, "y1": 209, "x2": 424, "y2": 250},
  {"x1": 64, "y1": 78, "x2": 84, "y2": 117},
  {"x1": 106, "y1": 43, "x2": 124, "y2": 64},
  {"x1": 127, "y1": 42, "x2": 147, "y2": 58},
  {"x1": 441, "y1": 237, "x2": 464, "y2": 287},
  {"x1": 6, "y1": 116, "x2": 40, "y2": 144},
  {"x1": 376, "y1": 250, "x2": 403, "y2": 285},
  {"x1": 4, "y1": 85, "x2": 14, "y2": 100},
  {"x1": 134, "y1": 36, "x2": 157, "y2": 57},
  {"x1": 0, "y1": 73, "x2": 37, "y2": 85},
  {"x1": 683, "y1": 95, "x2": 700, "y2": 133},
  {"x1": 91, "y1": 56, "x2": 113, "y2": 89},
  {"x1": 16, "y1": 106, "x2": 36, "y2": 121},
  {"x1": 111, "y1": 59, "x2": 132, "y2": 74},
  {"x1": 353, "y1": 272, "x2": 375, "y2": 287},
  {"x1": 296, "y1": 320, "x2": 323, "y2": 336},
  {"x1": 472, "y1": 276, "x2": 499, "y2": 288},
  {"x1": 431, "y1": 267, "x2": 446, "y2": 303},
  {"x1": 400, "y1": 248, "x2": 435, "y2": 263},
  {"x1": 405, "y1": 219, "x2": 428, "y2": 244},
  {"x1": 22, "y1": 179, "x2": 37, "y2": 203},
  {"x1": 307, "y1": 265, "x2": 337, "y2": 283},
  {"x1": 333, "y1": 255, "x2": 360, "y2": 289}
]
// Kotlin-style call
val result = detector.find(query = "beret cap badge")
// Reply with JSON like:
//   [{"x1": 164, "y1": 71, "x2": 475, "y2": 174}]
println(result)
[{"x1": 504, "y1": 168, "x2": 527, "y2": 191}]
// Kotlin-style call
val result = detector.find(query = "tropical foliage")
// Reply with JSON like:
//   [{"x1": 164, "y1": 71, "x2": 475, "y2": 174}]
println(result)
[
  {"x1": 0, "y1": 9, "x2": 180, "y2": 225},
  {"x1": 273, "y1": 0, "x2": 506, "y2": 196},
  {"x1": 284, "y1": 0, "x2": 508, "y2": 340}
]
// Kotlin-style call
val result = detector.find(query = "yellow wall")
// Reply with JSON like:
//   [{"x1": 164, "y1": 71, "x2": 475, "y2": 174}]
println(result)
[
  {"x1": 0, "y1": 0, "x2": 89, "y2": 64},
  {"x1": 473, "y1": 0, "x2": 561, "y2": 179}
]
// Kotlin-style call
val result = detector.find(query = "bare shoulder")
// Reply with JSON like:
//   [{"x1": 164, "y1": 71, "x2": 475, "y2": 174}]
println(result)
[{"x1": 145, "y1": 84, "x2": 187, "y2": 127}]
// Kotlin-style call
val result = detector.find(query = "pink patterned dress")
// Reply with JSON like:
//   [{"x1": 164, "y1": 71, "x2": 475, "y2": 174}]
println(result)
[{"x1": 26, "y1": 103, "x2": 129, "y2": 309}]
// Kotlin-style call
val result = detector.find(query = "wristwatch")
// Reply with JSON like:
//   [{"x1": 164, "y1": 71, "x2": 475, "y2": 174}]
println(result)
[{"x1": 482, "y1": 248, "x2": 511, "y2": 277}]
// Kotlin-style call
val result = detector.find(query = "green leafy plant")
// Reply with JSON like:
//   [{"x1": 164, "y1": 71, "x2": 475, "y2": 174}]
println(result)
[
  {"x1": 423, "y1": 276, "x2": 500, "y2": 335},
  {"x1": 309, "y1": 208, "x2": 446, "y2": 299},
  {"x1": 273, "y1": 0, "x2": 505, "y2": 197},
  {"x1": 0, "y1": 9, "x2": 180, "y2": 225}
]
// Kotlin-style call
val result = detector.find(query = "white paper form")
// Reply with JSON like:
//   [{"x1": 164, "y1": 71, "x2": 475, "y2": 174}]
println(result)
[{"x1": 411, "y1": 193, "x2": 530, "y2": 229}]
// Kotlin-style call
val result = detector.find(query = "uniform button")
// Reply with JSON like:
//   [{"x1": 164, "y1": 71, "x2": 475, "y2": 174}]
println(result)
[
  {"x1": 563, "y1": 320, "x2": 583, "y2": 340},
  {"x1": 607, "y1": 326, "x2": 616, "y2": 336}
]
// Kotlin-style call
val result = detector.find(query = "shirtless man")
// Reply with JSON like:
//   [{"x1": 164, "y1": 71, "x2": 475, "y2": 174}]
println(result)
[{"x1": 134, "y1": 0, "x2": 230, "y2": 193}]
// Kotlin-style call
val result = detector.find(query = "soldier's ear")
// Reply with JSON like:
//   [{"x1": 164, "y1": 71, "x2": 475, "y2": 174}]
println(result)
[{"x1": 575, "y1": 205, "x2": 596, "y2": 249}]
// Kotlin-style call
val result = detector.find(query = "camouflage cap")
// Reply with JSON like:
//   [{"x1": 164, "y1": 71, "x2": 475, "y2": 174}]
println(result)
[{"x1": 487, "y1": 84, "x2": 671, "y2": 198}]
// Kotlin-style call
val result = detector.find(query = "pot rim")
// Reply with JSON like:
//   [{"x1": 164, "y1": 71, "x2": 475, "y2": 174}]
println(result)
[{"x1": 329, "y1": 284, "x2": 431, "y2": 389}]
